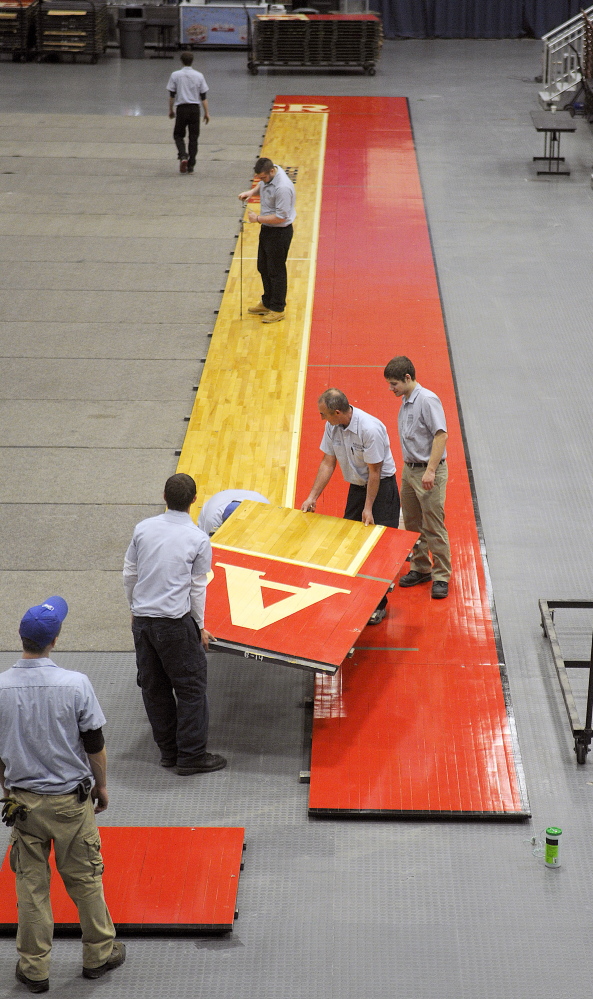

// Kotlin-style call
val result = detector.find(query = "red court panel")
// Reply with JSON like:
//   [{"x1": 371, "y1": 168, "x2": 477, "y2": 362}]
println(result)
[
  {"x1": 275, "y1": 95, "x2": 529, "y2": 816},
  {"x1": 207, "y1": 528, "x2": 417, "y2": 674},
  {"x1": 0, "y1": 827, "x2": 244, "y2": 934}
]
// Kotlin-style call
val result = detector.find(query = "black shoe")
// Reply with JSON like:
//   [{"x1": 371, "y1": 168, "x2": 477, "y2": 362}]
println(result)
[
  {"x1": 368, "y1": 606, "x2": 386, "y2": 625},
  {"x1": 160, "y1": 757, "x2": 177, "y2": 768},
  {"x1": 16, "y1": 965, "x2": 49, "y2": 994},
  {"x1": 431, "y1": 581, "x2": 449, "y2": 599},
  {"x1": 399, "y1": 570, "x2": 432, "y2": 588},
  {"x1": 83, "y1": 941, "x2": 126, "y2": 980},
  {"x1": 177, "y1": 753, "x2": 227, "y2": 775}
]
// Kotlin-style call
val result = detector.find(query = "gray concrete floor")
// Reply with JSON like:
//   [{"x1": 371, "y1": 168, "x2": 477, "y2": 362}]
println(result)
[{"x1": 2, "y1": 37, "x2": 593, "y2": 999}]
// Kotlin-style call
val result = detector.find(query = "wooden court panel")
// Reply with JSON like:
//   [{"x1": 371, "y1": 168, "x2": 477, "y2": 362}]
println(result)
[
  {"x1": 208, "y1": 502, "x2": 418, "y2": 673},
  {"x1": 177, "y1": 111, "x2": 327, "y2": 514},
  {"x1": 0, "y1": 827, "x2": 244, "y2": 934},
  {"x1": 272, "y1": 96, "x2": 529, "y2": 816}
]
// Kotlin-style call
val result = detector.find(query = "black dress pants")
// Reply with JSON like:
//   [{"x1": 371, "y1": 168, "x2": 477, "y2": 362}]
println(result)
[
  {"x1": 344, "y1": 475, "x2": 401, "y2": 610},
  {"x1": 132, "y1": 614, "x2": 208, "y2": 765},
  {"x1": 257, "y1": 223, "x2": 293, "y2": 312},
  {"x1": 173, "y1": 104, "x2": 200, "y2": 169}
]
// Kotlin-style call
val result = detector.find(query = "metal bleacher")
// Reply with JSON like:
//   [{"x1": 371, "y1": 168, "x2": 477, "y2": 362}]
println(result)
[{"x1": 539, "y1": 4, "x2": 593, "y2": 105}]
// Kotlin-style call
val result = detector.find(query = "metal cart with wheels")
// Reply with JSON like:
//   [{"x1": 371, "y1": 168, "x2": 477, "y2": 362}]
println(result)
[
  {"x1": 247, "y1": 11, "x2": 381, "y2": 75},
  {"x1": 539, "y1": 599, "x2": 593, "y2": 764}
]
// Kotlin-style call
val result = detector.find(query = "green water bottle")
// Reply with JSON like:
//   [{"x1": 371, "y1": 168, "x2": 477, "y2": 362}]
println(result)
[{"x1": 544, "y1": 827, "x2": 562, "y2": 868}]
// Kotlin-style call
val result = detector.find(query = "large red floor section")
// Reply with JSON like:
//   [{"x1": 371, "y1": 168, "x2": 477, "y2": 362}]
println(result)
[
  {"x1": 280, "y1": 95, "x2": 528, "y2": 817},
  {"x1": 0, "y1": 827, "x2": 244, "y2": 934}
]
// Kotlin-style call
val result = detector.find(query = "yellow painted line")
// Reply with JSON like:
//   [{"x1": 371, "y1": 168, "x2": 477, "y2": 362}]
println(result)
[
  {"x1": 344, "y1": 525, "x2": 386, "y2": 575},
  {"x1": 212, "y1": 542, "x2": 364, "y2": 578},
  {"x1": 283, "y1": 111, "x2": 327, "y2": 508}
]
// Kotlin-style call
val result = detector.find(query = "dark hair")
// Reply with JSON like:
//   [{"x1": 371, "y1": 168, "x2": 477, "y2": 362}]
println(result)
[
  {"x1": 22, "y1": 635, "x2": 56, "y2": 654},
  {"x1": 383, "y1": 356, "x2": 416, "y2": 382},
  {"x1": 180, "y1": 51, "x2": 194, "y2": 66},
  {"x1": 254, "y1": 157, "x2": 274, "y2": 174},
  {"x1": 318, "y1": 388, "x2": 350, "y2": 413},
  {"x1": 164, "y1": 473, "x2": 197, "y2": 511}
]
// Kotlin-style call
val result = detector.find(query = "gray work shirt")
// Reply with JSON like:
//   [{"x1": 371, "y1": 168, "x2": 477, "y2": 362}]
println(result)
[
  {"x1": 398, "y1": 384, "x2": 448, "y2": 463},
  {"x1": 259, "y1": 165, "x2": 296, "y2": 227},
  {"x1": 198, "y1": 490, "x2": 270, "y2": 536},
  {"x1": 167, "y1": 66, "x2": 209, "y2": 107},
  {"x1": 124, "y1": 510, "x2": 211, "y2": 620},
  {"x1": 320, "y1": 407, "x2": 396, "y2": 487},
  {"x1": 0, "y1": 658, "x2": 106, "y2": 794}
]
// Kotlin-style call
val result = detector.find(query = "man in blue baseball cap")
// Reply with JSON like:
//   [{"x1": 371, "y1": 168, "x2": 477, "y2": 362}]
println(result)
[{"x1": 0, "y1": 597, "x2": 125, "y2": 992}]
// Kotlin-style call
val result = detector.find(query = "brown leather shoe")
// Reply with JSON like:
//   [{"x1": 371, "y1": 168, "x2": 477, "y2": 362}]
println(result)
[
  {"x1": 15, "y1": 964, "x2": 49, "y2": 993},
  {"x1": 83, "y1": 941, "x2": 126, "y2": 979},
  {"x1": 247, "y1": 301, "x2": 270, "y2": 314},
  {"x1": 261, "y1": 310, "x2": 285, "y2": 323}
]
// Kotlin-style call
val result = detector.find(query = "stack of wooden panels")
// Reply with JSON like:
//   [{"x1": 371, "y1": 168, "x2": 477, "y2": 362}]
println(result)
[
  {"x1": 0, "y1": 0, "x2": 37, "y2": 59},
  {"x1": 37, "y1": 0, "x2": 107, "y2": 60},
  {"x1": 250, "y1": 13, "x2": 381, "y2": 74}
]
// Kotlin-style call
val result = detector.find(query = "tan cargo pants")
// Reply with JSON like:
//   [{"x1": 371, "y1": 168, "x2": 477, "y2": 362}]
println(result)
[
  {"x1": 9, "y1": 789, "x2": 115, "y2": 980},
  {"x1": 400, "y1": 462, "x2": 451, "y2": 582}
]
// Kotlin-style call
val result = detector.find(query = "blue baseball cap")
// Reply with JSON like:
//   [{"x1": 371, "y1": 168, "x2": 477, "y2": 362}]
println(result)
[
  {"x1": 221, "y1": 500, "x2": 241, "y2": 523},
  {"x1": 19, "y1": 596, "x2": 68, "y2": 647}
]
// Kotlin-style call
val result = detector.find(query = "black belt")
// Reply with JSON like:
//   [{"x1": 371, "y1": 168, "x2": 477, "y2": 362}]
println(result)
[
  {"x1": 405, "y1": 459, "x2": 446, "y2": 468},
  {"x1": 12, "y1": 786, "x2": 76, "y2": 795}
]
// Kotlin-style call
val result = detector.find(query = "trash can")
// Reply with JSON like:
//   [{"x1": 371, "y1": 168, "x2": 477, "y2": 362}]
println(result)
[{"x1": 118, "y1": 10, "x2": 146, "y2": 59}]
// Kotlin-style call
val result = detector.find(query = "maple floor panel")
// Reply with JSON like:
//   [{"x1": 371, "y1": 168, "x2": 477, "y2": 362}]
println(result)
[
  {"x1": 272, "y1": 95, "x2": 529, "y2": 817},
  {"x1": 0, "y1": 827, "x2": 244, "y2": 935}
]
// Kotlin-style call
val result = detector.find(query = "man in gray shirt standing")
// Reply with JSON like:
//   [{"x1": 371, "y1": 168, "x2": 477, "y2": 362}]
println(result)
[
  {"x1": 123, "y1": 473, "x2": 226, "y2": 775},
  {"x1": 238, "y1": 157, "x2": 296, "y2": 324},
  {"x1": 0, "y1": 597, "x2": 125, "y2": 991},
  {"x1": 384, "y1": 355, "x2": 451, "y2": 599},
  {"x1": 167, "y1": 51, "x2": 210, "y2": 174}
]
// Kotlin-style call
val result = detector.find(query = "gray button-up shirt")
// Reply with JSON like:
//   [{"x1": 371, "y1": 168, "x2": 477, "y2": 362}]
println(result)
[
  {"x1": 198, "y1": 489, "x2": 270, "y2": 536},
  {"x1": 123, "y1": 510, "x2": 211, "y2": 625},
  {"x1": 398, "y1": 384, "x2": 448, "y2": 463},
  {"x1": 0, "y1": 658, "x2": 106, "y2": 794},
  {"x1": 260, "y1": 166, "x2": 296, "y2": 227},
  {"x1": 320, "y1": 407, "x2": 396, "y2": 486}
]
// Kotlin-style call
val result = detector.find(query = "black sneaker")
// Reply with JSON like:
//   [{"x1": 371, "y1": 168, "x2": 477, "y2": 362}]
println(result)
[
  {"x1": 177, "y1": 753, "x2": 227, "y2": 775},
  {"x1": 82, "y1": 941, "x2": 126, "y2": 979},
  {"x1": 15, "y1": 964, "x2": 49, "y2": 994},
  {"x1": 399, "y1": 570, "x2": 432, "y2": 588},
  {"x1": 431, "y1": 581, "x2": 449, "y2": 600}
]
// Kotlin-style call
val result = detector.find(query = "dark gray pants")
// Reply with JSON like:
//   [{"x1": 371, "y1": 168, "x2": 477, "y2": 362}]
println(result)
[
  {"x1": 132, "y1": 614, "x2": 208, "y2": 764},
  {"x1": 173, "y1": 103, "x2": 200, "y2": 169},
  {"x1": 344, "y1": 475, "x2": 401, "y2": 611},
  {"x1": 257, "y1": 223, "x2": 293, "y2": 312}
]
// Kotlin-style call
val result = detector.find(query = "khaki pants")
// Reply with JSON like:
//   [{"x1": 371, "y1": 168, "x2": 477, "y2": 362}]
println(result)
[
  {"x1": 400, "y1": 462, "x2": 451, "y2": 582},
  {"x1": 9, "y1": 790, "x2": 115, "y2": 980}
]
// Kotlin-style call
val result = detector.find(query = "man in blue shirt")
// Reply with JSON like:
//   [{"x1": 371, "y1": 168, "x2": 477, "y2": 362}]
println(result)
[
  {"x1": 124, "y1": 473, "x2": 226, "y2": 776},
  {"x1": 0, "y1": 597, "x2": 125, "y2": 992}
]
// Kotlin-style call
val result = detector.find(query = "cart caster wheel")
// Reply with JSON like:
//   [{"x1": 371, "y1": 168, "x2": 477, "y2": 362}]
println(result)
[
  {"x1": 364, "y1": 65, "x2": 376, "y2": 76},
  {"x1": 247, "y1": 63, "x2": 259, "y2": 75},
  {"x1": 575, "y1": 741, "x2": 589, "y2": 764}
]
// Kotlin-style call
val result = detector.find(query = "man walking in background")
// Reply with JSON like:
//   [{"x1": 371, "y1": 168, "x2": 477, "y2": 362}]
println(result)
[
  {"x1": 167, "y1": 51, "x2": 210, "y2": 174},
  {"x1": 384, "y1": 355, "x2": 451, "y2": 599}
]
